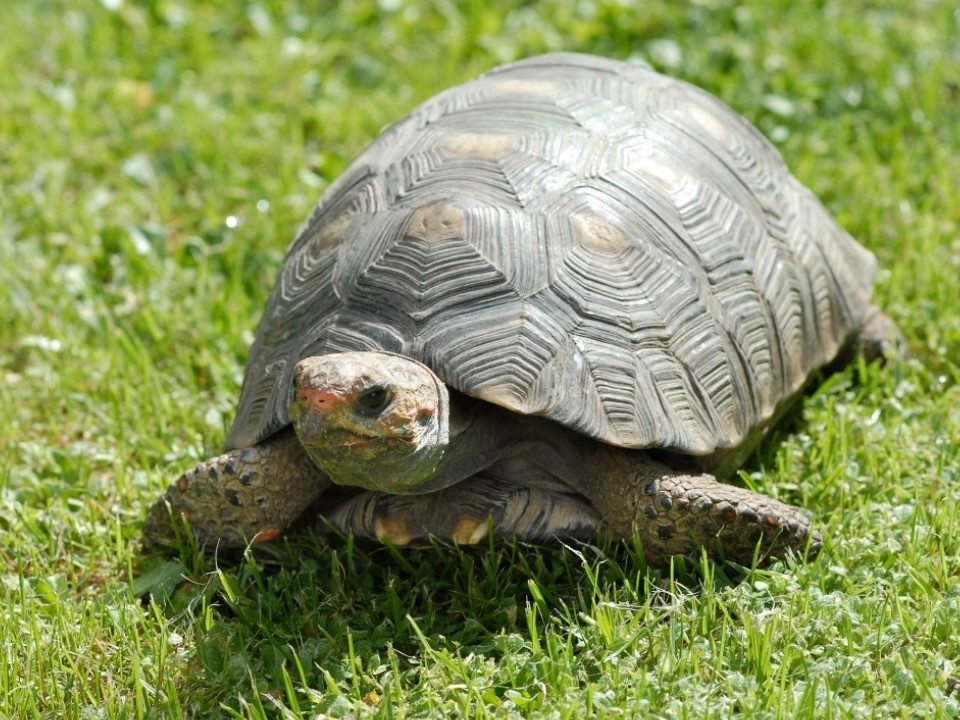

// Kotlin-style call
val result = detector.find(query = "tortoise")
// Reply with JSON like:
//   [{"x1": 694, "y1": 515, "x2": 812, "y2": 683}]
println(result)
[{"x1": 144, "y1": 53, "x2": 899, "y2": 565}]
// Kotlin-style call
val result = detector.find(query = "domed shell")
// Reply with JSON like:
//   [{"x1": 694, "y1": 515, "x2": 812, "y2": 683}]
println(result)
[{"x1": 226, "y1": 53, "x2": 875, "y2": 456}]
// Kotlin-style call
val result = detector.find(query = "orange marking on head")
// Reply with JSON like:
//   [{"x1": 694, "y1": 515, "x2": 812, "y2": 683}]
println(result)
[
  {"x1": 300, "y1": 386, "x2": 350, "y2": 412},
  {"x1": 253, "y1": 528, "x2": 281, "y2": 544}
]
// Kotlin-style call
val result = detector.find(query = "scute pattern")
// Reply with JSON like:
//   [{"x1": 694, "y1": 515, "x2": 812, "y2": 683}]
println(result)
[{"x1": 226, "y1": 53, "x2": 875, "y2": 455}]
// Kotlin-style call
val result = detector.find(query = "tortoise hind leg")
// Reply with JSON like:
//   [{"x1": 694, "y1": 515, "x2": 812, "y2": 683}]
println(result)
[
  {"x1": 582, "y1": 447, "x2": 822, "y2": 565},
  {"x1": 822, "y1": 305, "x2": 902, "y2": 377},
  {"x1": 320, "y1": 476, "x2": 601, "y2": 546},
  {"x1": 852, "y1": 305, "x2": 903, "y2": 362}
]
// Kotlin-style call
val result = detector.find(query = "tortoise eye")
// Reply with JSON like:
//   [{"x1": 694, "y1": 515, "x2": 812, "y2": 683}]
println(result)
[{"x1": 355, "y1": 385, "x2": 393, "y2": 417}]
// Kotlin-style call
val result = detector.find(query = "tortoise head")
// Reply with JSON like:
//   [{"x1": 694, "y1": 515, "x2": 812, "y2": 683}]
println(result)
[{"x1": 290, "y1": 352, "x2": 451, "y2": 494}]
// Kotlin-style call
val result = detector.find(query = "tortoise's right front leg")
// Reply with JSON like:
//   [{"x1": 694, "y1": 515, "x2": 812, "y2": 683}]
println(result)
[
  {"x1": 584, "y1": 448, "x2": 822, "y2": 565},
  {"x1": 143, "y1": 428, "x2": 330, "y2": 551}
]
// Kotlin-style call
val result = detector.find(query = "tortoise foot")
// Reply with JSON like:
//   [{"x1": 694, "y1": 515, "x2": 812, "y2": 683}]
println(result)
[
  {"x1": 584, "y1": 449, "x2": 821, "y2": 566},
  {"x1": 629, "y1": 474, "x2": 822, "y2": 565},
  {"x1": 855, "y1": 307, "x2": 904, "y2": 362}
]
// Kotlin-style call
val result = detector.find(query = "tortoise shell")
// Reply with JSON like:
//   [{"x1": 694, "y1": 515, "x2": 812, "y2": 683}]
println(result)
[{"x1": 226, "y1": 53, "x2": 875, "y2": 456}]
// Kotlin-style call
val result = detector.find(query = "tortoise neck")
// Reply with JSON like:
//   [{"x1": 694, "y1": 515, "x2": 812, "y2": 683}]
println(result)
[
  {"x1": 407, "y1": 390, "x2": 520, "y2": 493},
  {"x1": 416, "y1": 390, "x2": 588, "y2": 494}
]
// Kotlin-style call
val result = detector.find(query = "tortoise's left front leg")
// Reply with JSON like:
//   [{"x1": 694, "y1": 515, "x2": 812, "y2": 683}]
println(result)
[
  {"x1": 143, "y1": 428, "x2": 329, "y2": 551},
  {"x1": 583, "y1": 447, "x2": 822, "y2": 565}
]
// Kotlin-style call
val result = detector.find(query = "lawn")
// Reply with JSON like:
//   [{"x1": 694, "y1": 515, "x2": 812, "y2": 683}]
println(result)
[{"x1": 1, "y1": 0, "x2": 958, "y2": 717}]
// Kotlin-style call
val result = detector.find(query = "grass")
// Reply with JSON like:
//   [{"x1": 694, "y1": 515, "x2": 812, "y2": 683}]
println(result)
[{"x1": 1, "y1": 0, "x2": 958, "y2": 717}]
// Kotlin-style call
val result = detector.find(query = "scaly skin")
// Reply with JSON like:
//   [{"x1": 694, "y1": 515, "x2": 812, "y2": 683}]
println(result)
[
  {"x1": 583, "y1": 447, "x2": 820, "y2": 564},
  {"x1": 143, "y1": 428, "x2": 329, "y2": 550}
]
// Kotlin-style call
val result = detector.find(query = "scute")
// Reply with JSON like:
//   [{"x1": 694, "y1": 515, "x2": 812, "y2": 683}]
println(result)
[{"x1": 225, "y1": 52, "x2": 875, "y2": 455}]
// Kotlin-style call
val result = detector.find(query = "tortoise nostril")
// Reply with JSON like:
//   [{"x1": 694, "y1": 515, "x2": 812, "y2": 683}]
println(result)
[{"x1": 299, "y1": 387, "x2": 341, "y2": 411}]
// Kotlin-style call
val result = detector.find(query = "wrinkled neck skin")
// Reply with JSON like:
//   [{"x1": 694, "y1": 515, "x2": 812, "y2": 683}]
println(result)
[
  {"x1": 418, "y1": 391, "x2": 519, "y2": 492},
  {"x1": 428, "y1": 391, "x2": 589, "y2": 494},
  {"x1": 367, "y1": 390, "x2": 591, "y2": 496}
]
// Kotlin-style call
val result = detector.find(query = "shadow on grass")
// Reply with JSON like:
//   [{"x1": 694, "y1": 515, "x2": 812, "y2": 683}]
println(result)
[{"x1": 134, "y1": 529, "x2": 773, "y2": 689}]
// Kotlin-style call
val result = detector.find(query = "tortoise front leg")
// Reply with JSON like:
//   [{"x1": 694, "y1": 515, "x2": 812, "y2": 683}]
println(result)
[
  {"x1": 584, "y1": 448, "x2": 822, "y2": 565},
  {"x1": 143, "y1": 428, "x2": 329, "y2": 551}
]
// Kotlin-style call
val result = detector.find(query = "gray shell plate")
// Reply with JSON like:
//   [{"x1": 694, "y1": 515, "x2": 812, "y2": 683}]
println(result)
[{"x1": 226, "y1": 53, "x2": 875, "y2": 456}]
